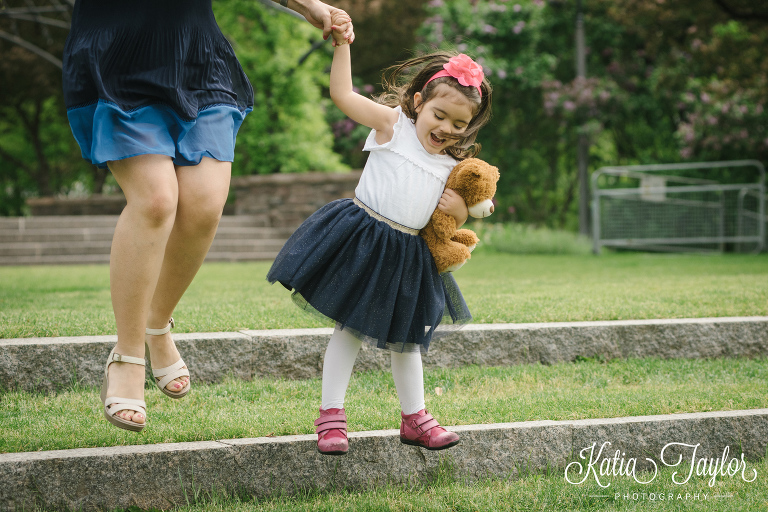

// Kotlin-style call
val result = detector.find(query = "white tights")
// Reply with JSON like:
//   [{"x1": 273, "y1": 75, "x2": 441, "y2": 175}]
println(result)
[{"x1": 321, "y1": 326, "x2": 425, "y2": 415}]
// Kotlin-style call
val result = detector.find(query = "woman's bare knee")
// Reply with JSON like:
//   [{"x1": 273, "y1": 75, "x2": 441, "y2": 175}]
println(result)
[
  {"x1": 176, "y1": 198, "x2": 224, "y2": 235},
  {"x1": 136, "y1": 191, "x2": 178, "y2": 227}
]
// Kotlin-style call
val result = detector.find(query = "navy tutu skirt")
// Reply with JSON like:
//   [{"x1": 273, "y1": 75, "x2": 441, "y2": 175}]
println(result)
[{"x1": 266, "y1": 198, "x2": 472, "y2": 353}]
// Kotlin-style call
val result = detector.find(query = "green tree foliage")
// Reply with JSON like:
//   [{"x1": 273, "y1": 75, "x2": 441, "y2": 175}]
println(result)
[
  {"x1": 213, "y1": 0, "x2": 347, "y2": 174},
  {"x1": 418, "y1": 0, "x2": 767, "y2": 228},
  {"x1": 0, "y1": 0, "x2": 347, "y2": 216},
  {"x1": 0, "y1": 1, "x2": 96, "y2": 216}
]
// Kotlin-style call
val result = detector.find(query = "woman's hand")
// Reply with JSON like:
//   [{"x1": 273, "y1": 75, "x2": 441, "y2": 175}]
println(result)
[
  {"x1": 296, "y1": 1, "x2": 354, "y2": 44},
  {"x1": 438, "y1": 189, "x2": 469, "y2": 228}
]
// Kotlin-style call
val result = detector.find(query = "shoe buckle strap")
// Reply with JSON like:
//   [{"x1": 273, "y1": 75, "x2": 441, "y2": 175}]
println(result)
[
  {"x1": 109, "y1": 351, "x2": 145, "y2": 366},
  {"x1": 411, "y1": 413, "x2": 435, "y2": 427},
  {"x1": 410, "y1": 416, "x2": 439, "y2": 435},
  {"x1": 316, "y1": 421, "x2": 347, "y2": 434},
  {"x1": 146, "y1": 318, "x2": 174, "y2": 336},
  {"x1": 314, "y1": 414, "x2": 347, "y2": 426}
]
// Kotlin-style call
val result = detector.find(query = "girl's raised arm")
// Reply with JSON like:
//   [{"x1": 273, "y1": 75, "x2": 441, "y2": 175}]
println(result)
[{"x1": 330, "y1": 44, "x2": 399, "y2": 140}]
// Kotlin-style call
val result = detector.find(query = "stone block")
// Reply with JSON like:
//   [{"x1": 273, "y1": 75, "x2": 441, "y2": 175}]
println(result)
[{"x1": 3, "y1": 410, "x2": 767, "y2": 511}]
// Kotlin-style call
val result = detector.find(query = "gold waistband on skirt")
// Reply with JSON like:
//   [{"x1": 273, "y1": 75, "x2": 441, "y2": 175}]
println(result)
[{"x1": 353, "y1": 197, "x2": 420, "y2": 235}]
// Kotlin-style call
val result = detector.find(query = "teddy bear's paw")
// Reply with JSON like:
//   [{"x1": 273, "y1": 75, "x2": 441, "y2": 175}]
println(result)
[
  {"x1": 444, "y1": 261, "x2": 467, "y2": 273},
  {"x1": 466, "y1": 244, "x2": 477, "y2": 253}
]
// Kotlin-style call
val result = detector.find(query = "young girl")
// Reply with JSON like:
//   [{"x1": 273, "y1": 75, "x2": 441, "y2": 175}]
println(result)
[{"x1": 267, "y1": 30, "x2": 492, "y2": 454}]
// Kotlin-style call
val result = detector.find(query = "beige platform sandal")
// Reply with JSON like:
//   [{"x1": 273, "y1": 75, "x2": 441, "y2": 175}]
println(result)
[
  {"x1": 100, "y1": 348, "x2": 147, "y2": 432},
  {"x1": 145, "y1": 318, "x2": 191, "y2": 399}
]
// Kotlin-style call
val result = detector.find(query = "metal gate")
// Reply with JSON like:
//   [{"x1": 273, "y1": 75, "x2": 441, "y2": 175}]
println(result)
[{"x1": 591, "y1": 160, "x2": 765, "y2": 254}]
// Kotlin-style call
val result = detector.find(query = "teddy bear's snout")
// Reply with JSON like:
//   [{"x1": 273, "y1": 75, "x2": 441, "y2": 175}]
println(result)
[{"x1": 468, "y1": 198, "x2": 496, "y2": 219}]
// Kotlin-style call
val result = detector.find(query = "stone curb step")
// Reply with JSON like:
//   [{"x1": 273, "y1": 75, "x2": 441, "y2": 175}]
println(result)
[
  {"x1": 0, "y1": 226, "x2": 294, "y2": 243},
  {"x1": 0, "y1": 215, "x2": 272, "y2": 229},
  {"x1": 0, "y1": 216, "x2": 294, "y2": 265},
  {"x1": 2, "y1": 408, "x2": 766, "y2": 511},
  {"x1": 3, "y1": 317, "x2": 767, "y2": 393}
]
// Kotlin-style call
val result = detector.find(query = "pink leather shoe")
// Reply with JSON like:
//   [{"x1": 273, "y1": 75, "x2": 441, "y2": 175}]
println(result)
[
  {"x1": 314, "y1": 408, "x2": 348, "y2": 455},
  {"x1": 400, "y1": 409, "x2": 460, "y2": 450}
]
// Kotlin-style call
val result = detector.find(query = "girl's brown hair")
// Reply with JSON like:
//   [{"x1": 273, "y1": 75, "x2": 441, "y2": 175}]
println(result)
[{"x1": 375, "y1": 50, "x2": 492, "y2": 160}]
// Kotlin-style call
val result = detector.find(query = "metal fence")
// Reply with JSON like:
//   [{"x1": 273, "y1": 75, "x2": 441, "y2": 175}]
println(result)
[{"x1": 591, "y1": 160, "x2": 765, "y2": 254}]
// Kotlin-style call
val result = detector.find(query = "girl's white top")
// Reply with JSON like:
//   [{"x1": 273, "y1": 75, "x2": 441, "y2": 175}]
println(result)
[{"x1": 355, "y1": 106, "x2": 457, "y2": 230}]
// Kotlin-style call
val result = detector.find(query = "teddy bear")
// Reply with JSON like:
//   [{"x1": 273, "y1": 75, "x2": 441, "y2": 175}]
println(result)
[{"x1": 420, "y1": 158, "x2": 500, "y2": 273}]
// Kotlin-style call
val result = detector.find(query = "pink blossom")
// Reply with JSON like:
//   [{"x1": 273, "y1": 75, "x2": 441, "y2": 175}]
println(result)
[
  {"x1": 706, "y1": 116, "x2": 717, "y2": 126},
  {"x1": 563, "y1": 101, "x2": 576, "y2": 111},
  {"x1": 508, "y1": 206, "x2": 516, "y2": 214},
  {"x1": 483, "y1": 24, "x2": 498, "y2": 34},
  {"x1": 739, "y1": 105, "x2": 748, "y2": 114},
  {"x1": 514, "y1": 67, "x2": 523, "y2": 76},
  {"x1": 700, "y1": 93, "x2": 711, "y2": 103},
  {"x1": 739, "y1": 129, "x2": 748, "y2": 139},
  {"x1": 757, "y1": 104, "x2": 764, "y2": 114},
  {"x1": 428, "y1": 0, "x2": 444, "y2": 6},
  {"x1": 513, "y1": 3, "x2": 521, "y2": 11},
  {"x1": 497, "y1": 69, "x2": 508, "y2": 79},
  {"x1": 363, "y1": 84, "x2": 375, "y2": 94},
  {"x1": 680, "y1": 147, "x2": 692, "y2": 158},
  {"x1": 513, "y1": 21, "x2": 526, "y2": 34}
]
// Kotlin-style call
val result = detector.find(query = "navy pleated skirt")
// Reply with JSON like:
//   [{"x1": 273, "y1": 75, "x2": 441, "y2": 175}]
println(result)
[{"x1": 266, "y1": 198, "x2": 472, "y2": 353}]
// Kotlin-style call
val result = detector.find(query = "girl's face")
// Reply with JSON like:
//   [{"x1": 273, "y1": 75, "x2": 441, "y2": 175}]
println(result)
[{"x1": 413, "y1": 84, "x2": 475, "y2": 155}]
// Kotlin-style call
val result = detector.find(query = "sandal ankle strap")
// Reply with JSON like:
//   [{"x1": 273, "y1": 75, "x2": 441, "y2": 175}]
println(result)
[
  {"x1": 146, "y1": 318, "x2": 174, "y2": 336},
  {"x1": 107, "y1": 349, "x2": 145, "y2": 367}
]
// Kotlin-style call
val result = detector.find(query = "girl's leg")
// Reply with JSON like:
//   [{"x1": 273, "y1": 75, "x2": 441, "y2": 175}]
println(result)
[
  {"x1": 107, "y1": 154, "x2": 180, "y2": 423},
  {"x1": 321, "y1": 326, "x2": 362, "y2": 409},
  {"x1": 393, "y1": 349, "x2": 459, "y2": 450},
  {"x1": 145, "y1": 157, "x2": 232, "y2": 391},
  {"x1": 390, "y1": 350, "x2": 426, "y2": 415}
]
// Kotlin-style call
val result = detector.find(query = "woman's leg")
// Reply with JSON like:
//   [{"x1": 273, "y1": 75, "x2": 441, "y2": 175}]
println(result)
[
  {"x1": 145, "y1": 157, "x2": 232, "y2": 391},
  {"x1": 390, "y1": 350, "x2": 426, "y2": 415},
  {"x1": 107, "y1": 154, "x2": 180, "y2": 423},
  {"x1": 321, "y1": 326, "x2": 363, "y2": 409}
]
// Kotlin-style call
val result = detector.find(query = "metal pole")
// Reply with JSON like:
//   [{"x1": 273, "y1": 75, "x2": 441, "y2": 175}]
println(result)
[
  {"x1": 576, "y1": 0, "x2": 590, "y2": 236},
  {"x1": 591, "y1": 171, "x2": 601, "y2": 254}
]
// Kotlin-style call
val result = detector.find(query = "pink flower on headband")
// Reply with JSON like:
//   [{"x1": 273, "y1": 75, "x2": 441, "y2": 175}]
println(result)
[
  {"x1": 447, "y1": 54, "x2": 484, "y2": 88},
  {"x1": 425, "y1": 54, "x2": 484, "y2": 96}
]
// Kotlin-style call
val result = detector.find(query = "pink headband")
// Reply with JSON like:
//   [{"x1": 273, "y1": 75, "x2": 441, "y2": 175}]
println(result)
[{"x1": 424, "y1": 54, "x2": 484, "y2": 97}]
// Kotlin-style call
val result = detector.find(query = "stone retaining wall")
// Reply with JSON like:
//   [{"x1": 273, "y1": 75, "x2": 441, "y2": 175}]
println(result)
[
  {"x1": 2, "y1": 409, "x2": 766, "y2": 511},
  {"x1": 25, "y1": 171, "x2": 359, "y2": 223},
  {"x1": 231, "y1": 171, "x2": 362, "y2": 227},
  {"x1": 2, "y1": 317, "x2": 766, "y2": 393}
]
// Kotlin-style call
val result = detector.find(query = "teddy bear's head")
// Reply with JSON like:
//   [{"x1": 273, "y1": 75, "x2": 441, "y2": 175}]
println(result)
[{"x1": 445, "y1": 158, "x2": 500, "y2": 218}]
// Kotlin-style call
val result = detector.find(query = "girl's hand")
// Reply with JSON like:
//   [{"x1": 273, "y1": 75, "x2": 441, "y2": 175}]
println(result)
[
  {"x1": 438, "y1": 189, "x2": 469, "y2": 228},
  {"x1": 330, "y1": 9, "x2": 354, "y2": 46}
]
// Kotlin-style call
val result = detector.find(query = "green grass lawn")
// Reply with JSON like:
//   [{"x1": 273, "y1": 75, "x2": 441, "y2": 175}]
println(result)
[
  {"x1": 1, "y1": 252, "x2": 766, "y2": 338},
  {"x1": 153, "y1": 458, "x2": 768, "y2": 512},
  {"x1": 2, "y1": 357, "x2": 767, "y2": 454}
]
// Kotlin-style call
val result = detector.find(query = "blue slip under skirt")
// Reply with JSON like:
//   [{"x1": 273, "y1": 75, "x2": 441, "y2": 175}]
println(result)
[{"x1": 67, "y1": 100, "x2": 250, "y2": 169}]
